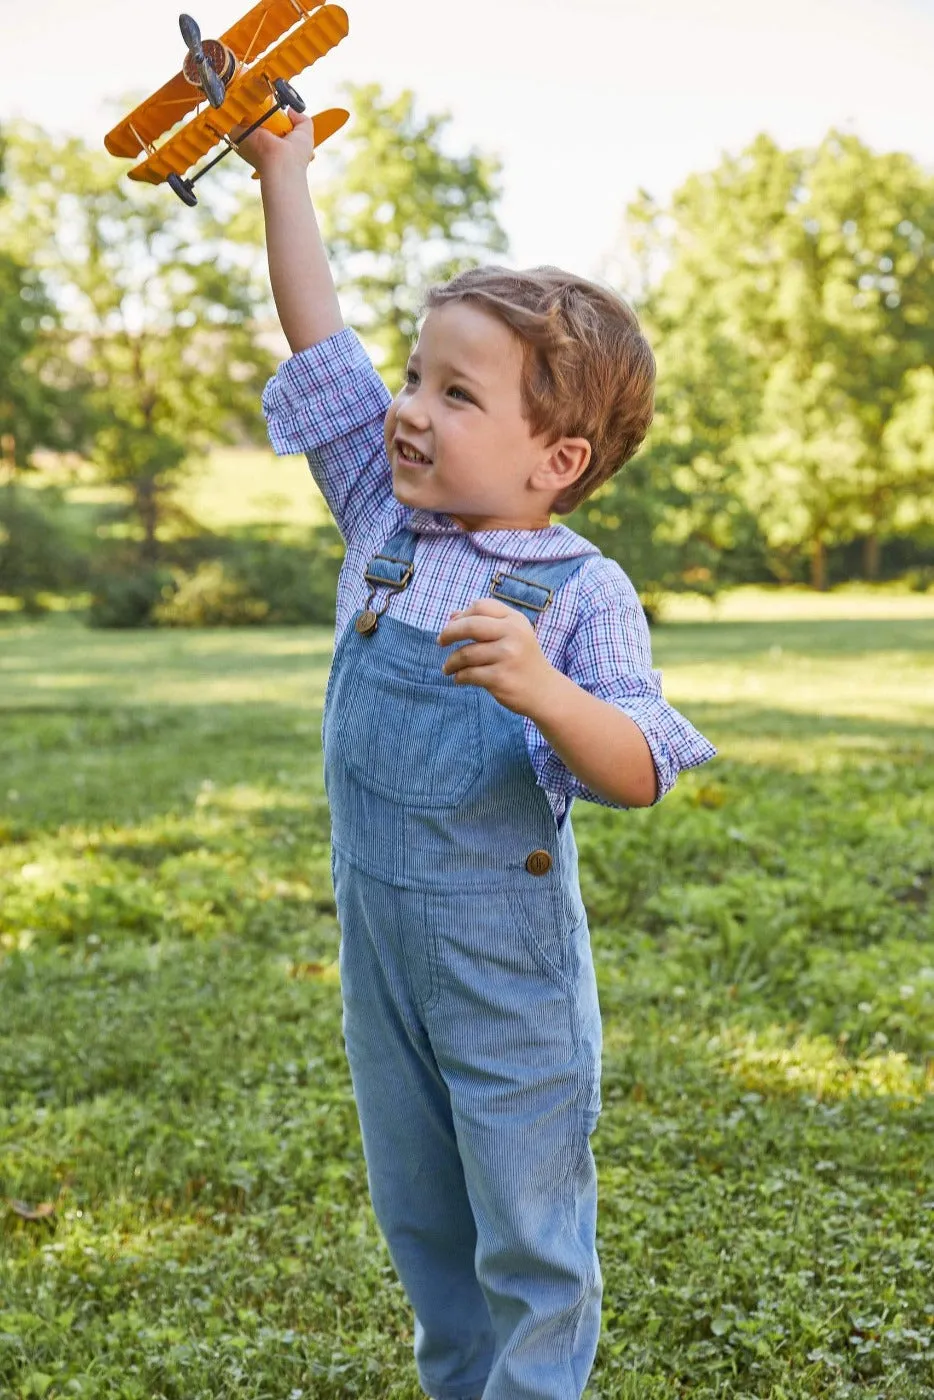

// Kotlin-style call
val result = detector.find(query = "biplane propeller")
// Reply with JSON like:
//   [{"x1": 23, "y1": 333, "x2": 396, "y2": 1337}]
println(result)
[{"x1": 104, "y1": 0, "x2": 350, "y2": 206}]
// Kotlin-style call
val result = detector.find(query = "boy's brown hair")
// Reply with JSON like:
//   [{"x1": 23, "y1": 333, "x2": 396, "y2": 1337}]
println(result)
[{"x1": 424, "y1": 265, "x2": 656, "y2": 515}]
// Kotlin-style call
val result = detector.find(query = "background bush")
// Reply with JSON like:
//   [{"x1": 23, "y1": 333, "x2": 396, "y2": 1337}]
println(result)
[{"x1": 0, "y1": 484, "x2": 92, "y2": 610}]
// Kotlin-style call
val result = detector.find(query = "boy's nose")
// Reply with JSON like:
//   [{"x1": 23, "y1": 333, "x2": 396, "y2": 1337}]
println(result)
[{"x1": 397, "y1": 397, "x2": 430, "y2": 431}]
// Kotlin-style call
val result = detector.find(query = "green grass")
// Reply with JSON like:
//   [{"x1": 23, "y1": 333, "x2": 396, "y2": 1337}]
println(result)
[{"x1": 1, "y1": 604, "x2": 933, "y2": 1399}]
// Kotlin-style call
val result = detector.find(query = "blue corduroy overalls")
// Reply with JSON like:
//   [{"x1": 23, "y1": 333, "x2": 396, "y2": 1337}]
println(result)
[{"x1": 323, "y1": 528, "x2": 603, "y2": 1400}]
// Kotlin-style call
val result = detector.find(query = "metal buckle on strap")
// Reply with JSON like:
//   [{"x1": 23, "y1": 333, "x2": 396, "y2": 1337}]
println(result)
[
  {"x1": 356, "y1": 552, "x2": 415, "y2": 636},
  {"x1": 490, "y1": 571, "x2": 555, "y2": 614},
  {"x1": 364, "y1": 554, "x2": 415, "y2": 591}
]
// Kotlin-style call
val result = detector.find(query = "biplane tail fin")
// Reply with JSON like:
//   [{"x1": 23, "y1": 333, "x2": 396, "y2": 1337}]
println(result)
[{"x1": 248, "y1": 107, "x2": 350, "y2": 177}]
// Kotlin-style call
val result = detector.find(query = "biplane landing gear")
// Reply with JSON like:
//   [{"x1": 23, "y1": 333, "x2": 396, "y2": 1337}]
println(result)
[
  {"x1": 273, "y1": 78, "x2": 306, "y2": 113},
  {"x1": 168, "y1": 172, "x2": 198, "y2": 206},
  {"x1": 165, "y1": 78, "x2": 307, "y2": 208}
]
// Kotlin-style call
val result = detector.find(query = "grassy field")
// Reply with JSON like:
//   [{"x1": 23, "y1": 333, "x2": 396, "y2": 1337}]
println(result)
[{"x1": 1, "y1": 602, "x2": 933, "y2": 1400}]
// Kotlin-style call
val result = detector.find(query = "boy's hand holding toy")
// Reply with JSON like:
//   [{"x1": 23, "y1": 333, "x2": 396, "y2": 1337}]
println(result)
[
  {"x1": 234, "y1": 106, "x2": 316, "y2": 178},
  {"x1": 437, "y1": 600, "x2": 558, "y2": 718}
]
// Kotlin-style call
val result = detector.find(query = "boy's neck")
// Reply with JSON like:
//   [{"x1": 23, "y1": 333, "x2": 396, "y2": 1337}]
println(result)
[{"x1": 448, "y1": 512, "x2": 555, "y2": 533}]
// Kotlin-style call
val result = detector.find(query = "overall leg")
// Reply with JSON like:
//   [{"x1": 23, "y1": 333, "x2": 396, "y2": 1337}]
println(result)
[
  {"x1": 427, "y1": 887, "x2": 603, "y2": 1400},
  {"x1": 334, "y1": 858, "x2": 495, "y2": 1399}
]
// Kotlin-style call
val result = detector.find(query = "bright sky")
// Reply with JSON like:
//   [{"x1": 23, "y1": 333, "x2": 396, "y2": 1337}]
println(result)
[{"x1": 3, "y1": 0, "x2": 933, "y2": 277}]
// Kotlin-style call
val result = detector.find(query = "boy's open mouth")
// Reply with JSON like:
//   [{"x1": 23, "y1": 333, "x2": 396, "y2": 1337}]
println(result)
[{"x1": 395, "y1": 437, "x2": 433, "y2": 467}]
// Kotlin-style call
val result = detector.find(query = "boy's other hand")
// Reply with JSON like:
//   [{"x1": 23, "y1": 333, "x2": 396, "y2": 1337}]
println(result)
[
  {"x1": 437, "y1": 600, "x2": 558, "y2": 717},
  {"x1": 233, "y1": 107, "x2": 315, "y2": 179}
]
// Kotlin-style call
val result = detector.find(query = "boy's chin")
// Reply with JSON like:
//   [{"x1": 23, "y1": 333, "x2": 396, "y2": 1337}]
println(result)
[{"x1": 392, "y1": 476, "x2": 440, "y2": 506}]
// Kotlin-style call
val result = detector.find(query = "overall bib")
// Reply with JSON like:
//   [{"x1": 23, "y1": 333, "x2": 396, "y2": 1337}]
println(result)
[{"x1": 323, "y1": 528, "x2": 603, "y2": 1400}]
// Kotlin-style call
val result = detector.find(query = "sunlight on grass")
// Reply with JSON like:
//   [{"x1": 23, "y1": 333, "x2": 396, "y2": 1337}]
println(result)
[
  {"x1": 663, "y1": 584, "x2": 934, "y2": 622},
  {"x1": 664, "y1": 655, "x2": 933, "y2": 727},
  {"x1": 714, "y1": 1027, "x2": 933, "y2": 1102},
  {"x1": 30, "y1": 446, "x2": 330, "y2": 531},
  {"x1": 198, "y1": 782, "x2": 314, "y2": 814},
  {"x1": 174, "y1": 448, "x2": 329, "y2": 530},
  {"x1": 0, "y1": 621, "x2": 334, "y2": 710}
]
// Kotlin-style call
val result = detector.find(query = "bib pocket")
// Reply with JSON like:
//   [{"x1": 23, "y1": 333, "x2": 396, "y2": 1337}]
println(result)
[{"x1": 334, "y1": 666, "x2": 483, "y2": 807}]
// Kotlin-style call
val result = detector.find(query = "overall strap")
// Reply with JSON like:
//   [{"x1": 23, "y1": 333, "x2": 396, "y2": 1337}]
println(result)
[
  {"x1": 355, "y1": 527, "x2": 419, "y2": 636},
  {"x1": 363, "y1": 527, "x2": 419, "y2": 587},
  {"x1": 488, "y1": 555, "x2": 591, "y2": 627}
]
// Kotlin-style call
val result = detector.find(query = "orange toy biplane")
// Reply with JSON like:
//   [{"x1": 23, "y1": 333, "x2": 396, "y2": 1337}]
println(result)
[{"x1": 104, "y1": 0, "x2": 350, "y2": 205}]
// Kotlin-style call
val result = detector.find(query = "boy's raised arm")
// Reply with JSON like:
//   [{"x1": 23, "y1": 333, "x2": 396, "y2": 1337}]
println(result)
[
  {"x1": 236, "y1": 110, "x2": 395, "y2": 545},
  {"x1": 237, "y1": 110, "x2": 342, "y2": 352}
]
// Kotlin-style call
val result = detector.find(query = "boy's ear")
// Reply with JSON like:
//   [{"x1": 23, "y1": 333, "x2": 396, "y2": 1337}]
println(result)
[{"x1": 535, "y1": 437, "x2": 592, "y2": 493}]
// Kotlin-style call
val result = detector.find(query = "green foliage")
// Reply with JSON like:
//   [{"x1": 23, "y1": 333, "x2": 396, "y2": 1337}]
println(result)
[
  {"x1": 0, "y1": 485, "x2": 91, "y2": 608},
  {"x1": 87, "y1": 568, "x2": 174, "y2": 629},
  {"x1": 86, "y1": 523, "x2": 344, "y2": 629},
  {"x1": 0, "y1": 143, "x2": 85, "y2": 468},
  {"x1": 1, "y1": 604, "x2": 933, "y2": 1396},
  {"x1": 316, "y1": 84, "x2": 508, "y2": 385},
  {"x1": 0, "y1": 123, "x2": 275, "y2": 565},
  {"x1": 619, "y1": 131, "x2": 934, "y2": 591},
  {"x1": 152, "y1": 526, "x2": 342, "y2": 629},
  {"x1": 152, "y1": 559, "x2": 273, "y2": 627}
]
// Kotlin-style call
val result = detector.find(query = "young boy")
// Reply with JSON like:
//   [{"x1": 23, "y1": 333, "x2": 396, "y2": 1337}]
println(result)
[{"x1": 239, "y1": 110, "x2": 715, "y2": 1400}]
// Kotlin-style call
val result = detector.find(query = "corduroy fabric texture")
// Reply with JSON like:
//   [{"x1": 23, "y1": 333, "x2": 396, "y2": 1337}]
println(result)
[{"x1": 327, "y1": 541, "x2": 602, "y2": 1398}]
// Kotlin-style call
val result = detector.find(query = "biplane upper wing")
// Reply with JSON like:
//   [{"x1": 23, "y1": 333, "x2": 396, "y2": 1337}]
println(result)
[
  {"x1": 220, "y1": 0, "x2": 325, "y2": 64},
  {"x1": 105, "y1": 0, "x2": 328, "y2": 159},
  {"x1": 127, "y1": 4, "x2": 349, "y2": 185}
]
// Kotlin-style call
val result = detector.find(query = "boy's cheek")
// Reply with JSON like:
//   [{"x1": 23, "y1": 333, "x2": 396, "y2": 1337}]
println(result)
[{"x1": 383, "y1": 406, "x2": 396, "y2": 455}]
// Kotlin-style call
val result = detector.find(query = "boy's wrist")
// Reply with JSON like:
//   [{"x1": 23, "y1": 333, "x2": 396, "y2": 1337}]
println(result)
[
  {"x1": 259, "y1": 159, "x2": 314, "y2": 198},
  {"x1": 522, "y1": 667, "x2": 573, "y2": 730}
]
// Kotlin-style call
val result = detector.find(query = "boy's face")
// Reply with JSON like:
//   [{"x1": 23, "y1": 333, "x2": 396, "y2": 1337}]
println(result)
[{"x1": 384, "y1": 302, "x2": 586, "y2": 532}]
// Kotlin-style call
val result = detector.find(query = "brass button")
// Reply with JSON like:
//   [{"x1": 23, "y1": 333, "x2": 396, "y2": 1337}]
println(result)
[
  {"x1": 525, "y1": 850, "x2": 552, "y2": 876},
  {"x1": 355, "y1": 609, "x2": 378, "y2": 636}
]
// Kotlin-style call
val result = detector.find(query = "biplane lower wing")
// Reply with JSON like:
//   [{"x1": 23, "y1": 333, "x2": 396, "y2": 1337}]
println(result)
[
  {"x1": 126, "y1": 3, "x2": 349, "y2": 185},
  {"x1": 105, "y1": 71, "x2": 202, "y2": 158}
]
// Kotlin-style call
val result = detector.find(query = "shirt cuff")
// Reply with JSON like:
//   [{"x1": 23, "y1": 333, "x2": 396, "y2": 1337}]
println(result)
[
  {"x1": 261, "y1": 328, "x2": 392, "y2": 456},
  {"x1": 555, "y1": 689, "x2": 716, "y2": 809},
  {"x1": 611, "y1": 694, "x2": 717, "y2": 803}
]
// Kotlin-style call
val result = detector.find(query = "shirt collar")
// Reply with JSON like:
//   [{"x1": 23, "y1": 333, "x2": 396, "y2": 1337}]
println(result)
[{"x1": 406, "y1": 508, "x2": 599, "y2": 562}]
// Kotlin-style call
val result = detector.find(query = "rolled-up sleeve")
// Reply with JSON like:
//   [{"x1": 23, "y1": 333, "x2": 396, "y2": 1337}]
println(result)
[
  {"x1": 261, "y1": 328, "x2": 393, "y2": 544},
  {"x1": 549, "y1": 566, "x2": 716, "y2": 807}
]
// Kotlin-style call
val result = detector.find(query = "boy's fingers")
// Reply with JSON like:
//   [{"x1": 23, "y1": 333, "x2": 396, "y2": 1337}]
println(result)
[
  {"x1": 456, "y1": 599, "x2": 512, "y2": 619},
  {"x1": 437, "y1": 615, "x2": 506, "y2": 646},
  {"x1": 442, "y1": 642, "x2": 499, "y2": 674}
]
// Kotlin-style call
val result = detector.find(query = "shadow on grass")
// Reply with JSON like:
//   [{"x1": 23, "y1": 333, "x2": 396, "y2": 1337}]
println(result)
[{"x1": 687, "y1": 700, "x2": 934, "y2": 748}]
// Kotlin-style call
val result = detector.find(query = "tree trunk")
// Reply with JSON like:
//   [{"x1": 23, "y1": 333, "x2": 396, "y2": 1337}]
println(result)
[
  {"x1": 863, "y1": 534, "x2": 881, "y2": 581},
  {"x1": 1, "y1": 433, "x2": 16, "y2": 489},
  {"x1": 136, "y1": 478, "x2": 159, "y2": 567},
  {"x1": 810, "y1": 537, "x2": 827, "y2": 592}
]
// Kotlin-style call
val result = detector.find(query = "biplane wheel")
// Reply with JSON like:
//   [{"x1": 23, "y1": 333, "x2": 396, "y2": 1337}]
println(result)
[
  {"x1": 168, "y1": 173, "x2": 198, "y2": 207},
  {"x1": 273, "y1": 79, "x2": 306, "y2": 113}
]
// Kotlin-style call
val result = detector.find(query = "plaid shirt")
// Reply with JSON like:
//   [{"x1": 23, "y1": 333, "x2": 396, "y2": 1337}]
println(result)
[{"x1": 263, "y1": 329, "x2": 716, "y2": 818}]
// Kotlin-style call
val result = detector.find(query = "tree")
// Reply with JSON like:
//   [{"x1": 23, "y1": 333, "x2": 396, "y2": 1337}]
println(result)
[
  {"x1": 314, "y1": 84, "x2": 508, "y2": 385},
  {"x1": 614, "y1": 132, "x2": 934, "y2": 589},
  {"x1": 0, "y1": 124, "x2": 275, "y2": 565},
  {"x1": 0, "y1": 130, "x2": 84, "y2": 475},
  {"x1": 881, "y1": 366, "x2": 934, "y2": 536}
]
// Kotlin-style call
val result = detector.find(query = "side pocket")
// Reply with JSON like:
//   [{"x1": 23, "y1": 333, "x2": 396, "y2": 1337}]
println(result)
[{"x1": 507, "y1": 884, "x2": 576, "y2": 989}]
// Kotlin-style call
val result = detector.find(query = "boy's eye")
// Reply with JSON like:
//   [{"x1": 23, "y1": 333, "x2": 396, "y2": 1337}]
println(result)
[
  {"x1": 404, "y1": 368, "x2": 419, "y2": 386},
  {"x1": 447, "y1": 386, "x2": 473, "y2": 403}
]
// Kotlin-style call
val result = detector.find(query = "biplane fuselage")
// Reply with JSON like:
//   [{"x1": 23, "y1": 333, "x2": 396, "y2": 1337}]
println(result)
[{"x1": 104, "y1": 0, "x2": 349, "y2": 194}]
